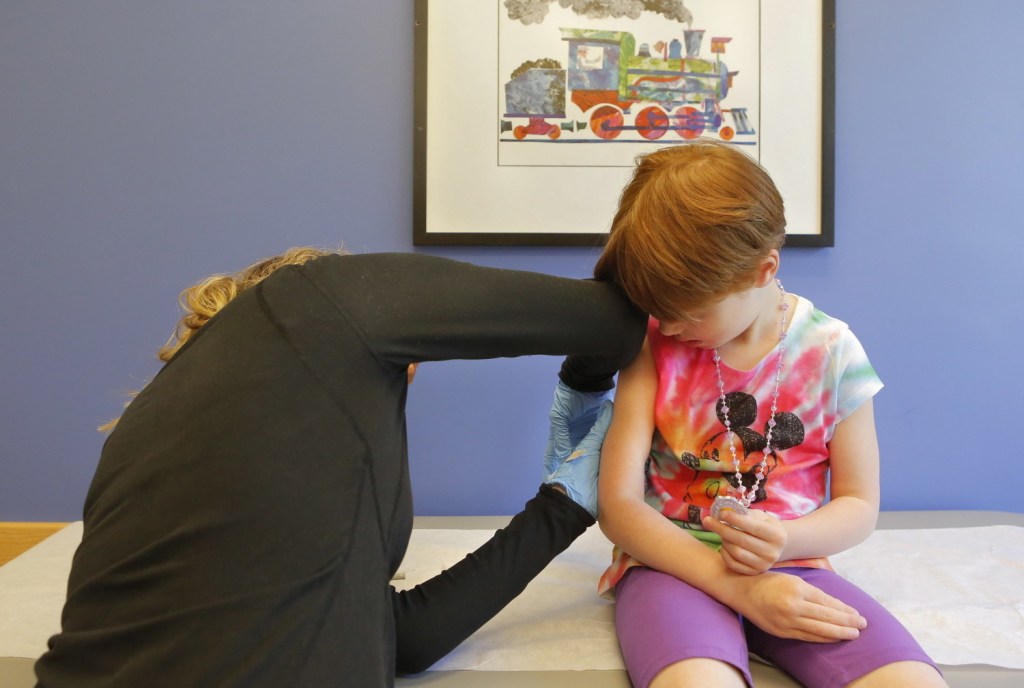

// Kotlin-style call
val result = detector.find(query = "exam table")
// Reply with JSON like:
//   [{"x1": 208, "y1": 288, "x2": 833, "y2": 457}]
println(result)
[{"x1": 2, "y1": 511, "x2": 1022, "y2": 687}]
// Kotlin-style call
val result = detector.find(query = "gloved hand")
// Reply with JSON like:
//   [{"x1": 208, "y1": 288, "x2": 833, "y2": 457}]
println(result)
[
  {"x1": 544, "y1": 381, "x2": 614, "y2": 518},
  {"x1": 544, "y1": 381, "x2": 611, "y2": 475}
]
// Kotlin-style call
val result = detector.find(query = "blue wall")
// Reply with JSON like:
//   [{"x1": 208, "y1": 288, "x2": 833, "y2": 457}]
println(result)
[{"x1": 2, "y1": 1, "x2": 1022, "y2": 520}]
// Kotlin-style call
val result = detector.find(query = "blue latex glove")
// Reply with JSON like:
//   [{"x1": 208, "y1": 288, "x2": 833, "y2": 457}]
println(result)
[
  {"x1": 544, "y1": 381, "x2": 611, "y2": 476},
  {"x1": 544, "y1": 382, "x2": 614, "y2": 518}
]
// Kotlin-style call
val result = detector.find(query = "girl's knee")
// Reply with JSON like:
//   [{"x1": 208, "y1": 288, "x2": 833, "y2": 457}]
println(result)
[
  {"x1": 648, "y1": 657, "x2": 746, "y2": 688},
  {"x1": 848, "y1": 660, "x2": 947, "y2": 688}
]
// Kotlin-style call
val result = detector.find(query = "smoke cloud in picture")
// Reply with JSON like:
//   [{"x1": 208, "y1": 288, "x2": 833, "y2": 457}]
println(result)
[{"x1": 505, "y1": 0, "x2": 693, "y2": 26}]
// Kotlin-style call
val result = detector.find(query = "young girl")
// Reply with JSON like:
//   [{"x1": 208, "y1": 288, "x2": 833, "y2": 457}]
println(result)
[{"x1": 594, "y1": 142, "x2": 946, "y2": 688}]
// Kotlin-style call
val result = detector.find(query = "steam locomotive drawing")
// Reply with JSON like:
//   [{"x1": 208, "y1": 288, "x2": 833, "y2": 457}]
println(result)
[{"x1": 501, "y1": 27, "x2": 754, "y2": 142}]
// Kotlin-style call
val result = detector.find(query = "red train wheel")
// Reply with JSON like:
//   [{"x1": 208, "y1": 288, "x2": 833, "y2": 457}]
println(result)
[
  {"x1": 513, "y1": 125, "x2": 528, "y2": 140},
  {"x1": 589, "y1": 105, "x2": 624, "y2": 140},
  {"x1": 674, "y1": 106, "x2": 703, "y2": 139},
  {"x1": 720, "y1": 126, "x2": 735, "y2": 141},
  {"x1": 636, "y1": 106, "x2": 669, "y2": 140}
]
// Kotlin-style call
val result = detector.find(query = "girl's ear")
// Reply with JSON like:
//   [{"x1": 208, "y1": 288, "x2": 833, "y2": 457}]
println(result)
[{"x1": 752, "y1": 249, "x2": 781, "y2": 287}]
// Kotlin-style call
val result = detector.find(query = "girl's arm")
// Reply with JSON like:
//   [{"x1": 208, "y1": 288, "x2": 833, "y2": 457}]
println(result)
[
  {"x1": 779, "y1": 399, "x2": 880, "y2": 559},
  {"x1": 598, "y1": 340, "x2": 733, "y2": 589},
  {"x1": 598, "y1": 341, "x2": 867, "y2": 642},
  {"x1": 706, "y1": 400, "x2": 880, "y2": 571}
]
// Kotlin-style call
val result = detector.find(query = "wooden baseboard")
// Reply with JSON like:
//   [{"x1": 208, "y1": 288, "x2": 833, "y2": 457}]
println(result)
[{"x1": 0, "y1": 522, "x2": 69, "y2": 566}]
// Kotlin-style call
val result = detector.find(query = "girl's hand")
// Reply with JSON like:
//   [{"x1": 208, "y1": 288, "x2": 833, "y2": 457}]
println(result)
[
  {"x1": 730, "y1": 571, "x2": 867, "y2": 643},
  {"x1": 702, "y1": 509, "x2": 787, "y2": 575}
]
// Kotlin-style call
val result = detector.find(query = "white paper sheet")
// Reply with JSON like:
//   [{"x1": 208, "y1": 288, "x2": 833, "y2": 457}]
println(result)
[
  {"x1": 0, "y1": 522, "x2": 82, "y2": 659},
  {"x1": 3, "y1": 522, "x2": 1022, "y2": 670},
  {"x1": 393, "y1": 525, "x2": 1024, "y2": 671},
  {"x1": 831, "y1": 525, "x2": 1024, "y2": 669}
]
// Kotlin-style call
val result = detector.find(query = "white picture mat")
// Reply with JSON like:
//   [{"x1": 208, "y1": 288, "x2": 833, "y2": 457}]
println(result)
[{"x1": 423, "y1": 0, "x2": 825, "y2": 238}]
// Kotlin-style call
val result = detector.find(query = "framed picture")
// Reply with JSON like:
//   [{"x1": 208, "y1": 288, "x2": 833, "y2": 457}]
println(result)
[{"x1": 413, "y1": 0, "x2": 835, "y2": 247}]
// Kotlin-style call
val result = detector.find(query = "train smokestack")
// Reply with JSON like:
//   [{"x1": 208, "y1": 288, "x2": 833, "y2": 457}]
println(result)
[{"x1": 684, "y1": 29, "x2": 704, "y2": 57}]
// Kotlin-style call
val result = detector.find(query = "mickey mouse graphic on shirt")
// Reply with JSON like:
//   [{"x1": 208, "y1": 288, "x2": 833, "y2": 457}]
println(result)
[{"x1": 676, "y1": 391, "x2": 805, "y2": 515}]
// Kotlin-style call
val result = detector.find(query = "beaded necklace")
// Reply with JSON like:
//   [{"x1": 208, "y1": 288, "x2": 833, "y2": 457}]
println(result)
[{"x1": 710, "y1": 279, "x2": 789, "y2": 519}]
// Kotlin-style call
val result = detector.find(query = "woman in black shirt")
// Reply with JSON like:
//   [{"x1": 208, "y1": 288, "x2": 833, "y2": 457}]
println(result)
[{"x1": 36, "y1": 249, "x2": 645, "y2": 687}]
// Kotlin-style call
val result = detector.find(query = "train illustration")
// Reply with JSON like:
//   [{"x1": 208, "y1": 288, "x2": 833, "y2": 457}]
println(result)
[{"x1": 501, "y1": 27, "x2": 754, "y2": 142}]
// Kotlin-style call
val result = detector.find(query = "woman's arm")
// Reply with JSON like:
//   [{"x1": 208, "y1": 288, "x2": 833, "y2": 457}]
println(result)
[
  {"x1": 599, "y1": 341, "x2": 868, "y2": 642},
  {"x1": 392, "y1": 485, "x2": 592, "y2": 674},
  {"x1": 303, "y1": 253, "x2": 646, "y2": 382}
]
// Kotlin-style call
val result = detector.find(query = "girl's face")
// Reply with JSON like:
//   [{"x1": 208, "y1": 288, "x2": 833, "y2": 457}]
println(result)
[
  {"x1": 657, "y1": 288, "x2": 765, "y2": 350},
  {"x1": 657, "y1": 251, "x2": 783, "y2": 352}
]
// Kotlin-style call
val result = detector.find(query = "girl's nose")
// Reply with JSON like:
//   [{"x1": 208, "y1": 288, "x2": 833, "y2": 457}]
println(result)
[{"x1": 658, "y1": 320, "x2": 686, "y2": 337}]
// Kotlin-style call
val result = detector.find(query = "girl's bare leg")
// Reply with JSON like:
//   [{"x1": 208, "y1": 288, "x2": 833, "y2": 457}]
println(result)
[
  {"x1": 649, "y1": 657, "x2": 746, "y2": 688},
  {"x1": 848, "y1": 660, "x2": 948, "y2": 688}
]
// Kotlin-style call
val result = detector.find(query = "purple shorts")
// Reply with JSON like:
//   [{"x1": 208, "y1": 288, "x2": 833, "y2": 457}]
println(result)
[{"x1": 614, "y1": 566, "x2": 939, "y2": 688}]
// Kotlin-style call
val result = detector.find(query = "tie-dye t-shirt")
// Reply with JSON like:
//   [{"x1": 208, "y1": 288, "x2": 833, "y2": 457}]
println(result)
[{"x1": 598, "y1": 296, "x2": 883, "y2": 596}]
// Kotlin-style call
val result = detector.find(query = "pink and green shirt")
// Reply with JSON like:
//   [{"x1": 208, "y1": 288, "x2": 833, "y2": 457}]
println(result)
[{"x1": 599, "y1": 296, "x2": 883, "y2": 596}]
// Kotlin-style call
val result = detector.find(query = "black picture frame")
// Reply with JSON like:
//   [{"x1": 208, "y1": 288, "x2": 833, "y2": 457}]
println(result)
[{"x1": 414, "y1": 0, "x2": 835, "y2": 248}]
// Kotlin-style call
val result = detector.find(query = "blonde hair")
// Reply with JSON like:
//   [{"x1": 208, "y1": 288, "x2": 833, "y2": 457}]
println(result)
[
  {"x1": 99, "y1": 246, "x2": 345, "y2": 431},
  {"x1": 594, "y1": 141, "x2": 785, "y2": 322}
]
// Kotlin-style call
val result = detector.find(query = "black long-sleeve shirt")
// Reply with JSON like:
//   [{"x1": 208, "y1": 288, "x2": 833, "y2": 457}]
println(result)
[{"x1": 35, "y1": 253, "x2": 645, "y2": 687}]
